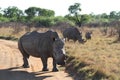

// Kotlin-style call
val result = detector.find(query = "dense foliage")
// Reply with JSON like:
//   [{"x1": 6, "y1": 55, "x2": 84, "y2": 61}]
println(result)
[{"x1": 0, "y1": 5, "x2": 120, "y2": 27}]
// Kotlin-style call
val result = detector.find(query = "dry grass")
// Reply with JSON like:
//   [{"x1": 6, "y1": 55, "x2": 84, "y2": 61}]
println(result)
[
  {"x1": 0, "y1": 26, "x2": 120, "y2": 80},
  {"x1": 0, "y1": 27, "x2": 51, "y2": 39},
  {"x1": 65, "y1": 28, "x2": 120, "y2": 80}
]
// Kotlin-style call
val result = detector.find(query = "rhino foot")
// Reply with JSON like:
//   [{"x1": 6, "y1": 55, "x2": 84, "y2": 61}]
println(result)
[
  {"x1": 22, "y1": 64, "x2": 30, "y2": 68},
  {"x1": 42, "y1": 68, "x2": 49, "y2": 71},
  {"x1": 52, "y1": 68, "x2": 59, "y2": 72}
]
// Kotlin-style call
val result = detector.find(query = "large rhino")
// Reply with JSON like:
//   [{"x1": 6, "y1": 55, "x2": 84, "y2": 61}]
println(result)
[
  {"x1": 63, "y1": 27, "x2": 85, "y2": 43},
  {"x1": 18, "y1": 30, "x2": 66, "y2": 72}
]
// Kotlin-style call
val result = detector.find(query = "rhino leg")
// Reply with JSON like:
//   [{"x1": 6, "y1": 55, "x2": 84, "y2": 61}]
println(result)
[
  {"x1": 41, "y1": 57, "x2": 48, "y2": 71},
  {"x1": 22, "y1": 56, "x2": 29, "y2": 68},
  {"x1": 18, "y1": 40, "x2": 30, "y2": 68},
  {"x1": 52, "y1": 58, "x2": 58, "y2": 72},
  {"x1": 20, "y1": 49, "x2": 30, "y2": 68}
]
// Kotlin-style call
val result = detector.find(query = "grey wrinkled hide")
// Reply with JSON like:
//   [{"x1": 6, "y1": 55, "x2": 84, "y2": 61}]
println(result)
[
  {"x1": 63, "y1": 27, "x2": 84, "y2": 43},
  {"x1": 18, "y1": 30, "x2": 66, "y2": 72}
]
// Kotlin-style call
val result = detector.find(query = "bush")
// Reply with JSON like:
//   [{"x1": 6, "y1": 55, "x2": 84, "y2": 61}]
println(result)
[
  {"x1": 54, "y1": 16, "x2": 75, "y2": 26},
  {"x1": 0, "y1": 17, "x2": 10, "y2": 22},
  {"x1": 31, "y1": 16, "x2": 74, "y2": 27},
  {"x1": 32, "y1": 16, "x2": 55, "y2": 27}
]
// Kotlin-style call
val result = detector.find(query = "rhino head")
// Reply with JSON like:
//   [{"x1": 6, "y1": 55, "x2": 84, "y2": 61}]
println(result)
[
  {"x1": 53, "y1": 38, "x2": 66, "y2": 66},
  {"x1": 77, "y1": 32, "x2": 86, "y2": 43}
]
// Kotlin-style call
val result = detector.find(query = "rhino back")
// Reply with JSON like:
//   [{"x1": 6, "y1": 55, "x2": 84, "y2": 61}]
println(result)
[
  {"x1": 63, "y1": 27, "x2": 80, "y2": 40},
  {"x1": 19, "y1": 31, "x2": 54, "y2": 57}
]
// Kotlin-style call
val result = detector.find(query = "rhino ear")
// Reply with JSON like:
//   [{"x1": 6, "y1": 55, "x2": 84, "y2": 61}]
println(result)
[
  {"x1": 52, "y1": 37, "x2": 56, "y2": 41},
  {"x1": 52, "y1": 37, "x2": 58, "y2": 41}
]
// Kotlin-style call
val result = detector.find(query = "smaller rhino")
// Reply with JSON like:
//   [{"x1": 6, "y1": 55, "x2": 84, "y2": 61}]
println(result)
[
  {"x1": 85, "y1": 31, "x2": 92, "y2": 40},
  {"x1": 62, "y1": 27, "x2": 85, "y2": 43}
]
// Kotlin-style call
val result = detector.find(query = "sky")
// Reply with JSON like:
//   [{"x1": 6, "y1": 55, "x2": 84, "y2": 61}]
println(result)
[{"x1": 0, "y1": 0, "x2": 120, "y2": 16}]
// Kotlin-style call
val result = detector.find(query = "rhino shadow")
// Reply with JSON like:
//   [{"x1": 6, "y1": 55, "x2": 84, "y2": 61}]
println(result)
[{"x1": 0, "y1": 66, "x2": 52, "y2": 80}]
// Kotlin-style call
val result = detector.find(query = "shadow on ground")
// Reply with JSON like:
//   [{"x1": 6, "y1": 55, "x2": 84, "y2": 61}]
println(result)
[
  {"x1": 65, "y1": 56, "x2": 111, "y2": 80},
  {"x1": 0, "y1": 67, "x2": 52, "y2": 80}
]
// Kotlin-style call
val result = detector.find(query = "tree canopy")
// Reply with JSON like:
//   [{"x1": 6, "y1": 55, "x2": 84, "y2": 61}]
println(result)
[{"x1": 68, "y1": 3, "x2": 82, "y2": 27}]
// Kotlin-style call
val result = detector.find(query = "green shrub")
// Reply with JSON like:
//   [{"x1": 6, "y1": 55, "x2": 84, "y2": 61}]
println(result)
[
  {"x1": 0, "y1": 17, "x2": 10, "y2": 22},
  {"x1": 32, "y1": 16, "x2": 55, "y2": 27}
]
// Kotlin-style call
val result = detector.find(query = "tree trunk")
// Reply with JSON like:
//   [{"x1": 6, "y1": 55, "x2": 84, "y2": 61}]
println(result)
[{"x1": 75, "y1": 13, "x2": 81, "y2": 27}]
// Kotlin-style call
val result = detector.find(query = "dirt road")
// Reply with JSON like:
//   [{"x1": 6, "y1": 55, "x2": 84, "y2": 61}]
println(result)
[{"x1": 0, "y1": 39, "x2": 73, "y2": 80}]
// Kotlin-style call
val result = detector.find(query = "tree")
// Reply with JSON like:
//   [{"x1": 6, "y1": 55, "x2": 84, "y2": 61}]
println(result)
[
  {"x1": 3, "y1": 6, "x2": 23, "y2": 21},
  {"x1": 25, "y1": 7, "x2": 55, "y2": 21},
  {"x1": 68, "y1": 3, "x2": 82, "y2": 27},
  {"x1": 101, "y1": 13, "x2": 109, "y2": 19},
  {"x1": 0, "y1": 7, "x2": 2, "y2": 17},
  {"x1": 37, "y1": 8, "x2": 55, "y2": 17},
  {"x1": 109, "y1": 11, "x2": 117, "y2": 20},
  {"x1": 25, "y1": 7, "x2": 38, "y2": 20},
  {"x1": 81, "y1": 14, "x2": 90, "y2": 24},
  {"x1": 116, "y1": 11, "x2": 120, "y2": 20}
]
